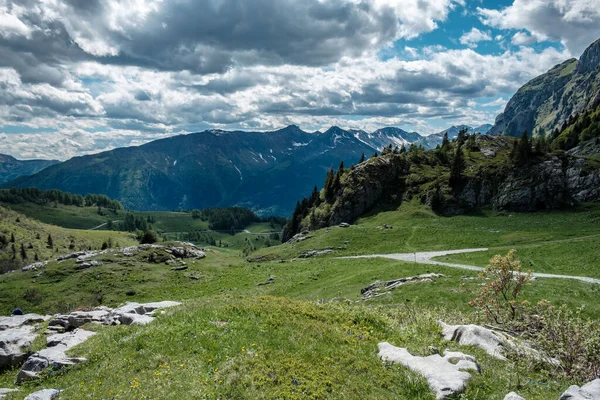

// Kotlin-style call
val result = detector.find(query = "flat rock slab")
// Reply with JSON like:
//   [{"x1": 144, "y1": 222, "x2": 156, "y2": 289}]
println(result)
[
  {"x1": 0, "y1": 314, "x2": 50, "y2": 331},
  {"x1": 559, "y1": 379, "x2": 600, "y2": 399},
  {"x1": 439, "y1": 321, "x2": 559, "y2": 366},
  {"x1": 378, "y1": 342, "x2": 479, "y2": 399},
  {"x1": 362, "y1": 273, "x2": 444, "y2": 299},
  {"x1": 24, "y1": 389, "x2": 61, "y2": 400},
  {"x1": 0, "y1": 388, "x2": 18, "y2": 399},
  {"x1": 0, "y1": 325, "x2": 37, "y2": 369},
  {"x1": 439, "y1": 321, "x2": 509, "y2": 360},
  {"x1": 18, "y1": 329, "x2": 96, "y2": 383},
  {"x1": 49, "y1": 301, "x2": 181, "y2": 330}
]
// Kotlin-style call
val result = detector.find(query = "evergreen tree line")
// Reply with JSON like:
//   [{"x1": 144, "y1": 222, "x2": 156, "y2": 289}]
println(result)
[
  {"x1": 549, "y1": 107, "x2": 600, "y2": 151},
  {"x1": 0, "y1": 188, "x2": 123, "y2": 211},
  {"x1": 118, "y1": 213, "x2": 151, "y2": 232},
  {"x1": 190, "y1": 207, "x2": 262, "y2": 231}
]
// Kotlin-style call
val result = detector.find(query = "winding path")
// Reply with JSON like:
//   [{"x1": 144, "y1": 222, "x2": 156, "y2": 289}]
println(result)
[{"x1": 339, "y1": 248, "x2": 600, "y2": 284}]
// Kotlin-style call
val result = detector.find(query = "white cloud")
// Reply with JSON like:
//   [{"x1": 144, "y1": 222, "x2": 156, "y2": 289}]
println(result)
[
  {"x1": 459, "y1": 27, "x2": 492, "y2": 48},
  {"x1": 478, "y1": 0, "x2": 600, "y2": 56}
]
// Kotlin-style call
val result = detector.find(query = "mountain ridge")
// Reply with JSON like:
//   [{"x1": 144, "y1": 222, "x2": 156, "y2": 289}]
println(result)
[
  {"x1": 2, "y1": 124, "x2": 492, "y2": 214},
  {"x1": 0, "y1": 154, "x2": 59, "y2": 185}
]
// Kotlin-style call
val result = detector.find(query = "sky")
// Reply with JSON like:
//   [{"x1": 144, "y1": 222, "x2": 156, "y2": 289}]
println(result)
[{"x1": 1, "y1": 0, "x2": 600, "y2": 160}]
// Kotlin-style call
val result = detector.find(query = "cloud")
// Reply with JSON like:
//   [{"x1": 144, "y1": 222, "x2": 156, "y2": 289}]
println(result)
[
  {"x1": 0, "y1": 0, "x2": 580, "y2": 160},
  {"x1": 459, "y1": 28, "x2": 492, "y2": 48},
  {"x1": 478, "y1": 0, "x2": 600, "y2": 56}
]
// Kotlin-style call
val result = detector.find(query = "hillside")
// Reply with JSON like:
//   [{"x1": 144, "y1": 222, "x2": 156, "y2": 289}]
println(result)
[
  {"x1": 0, "y1": 154, "x2": 58, "y2": 185},
  {"x1": 1, "y1": 202, "x2": 600, "y2": 398},
  {"x1": 283, "y1": 133, "x2": 600, "y2": 240},
  {"x1": 489, "y1": 38, "x2": 600, "y2": 137}
]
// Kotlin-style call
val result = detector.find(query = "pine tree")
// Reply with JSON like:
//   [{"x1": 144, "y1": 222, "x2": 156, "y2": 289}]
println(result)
[
  {"x1": 441, "y1": 132, "x2": 450, "y2": 149},
  {"x1": 323, "y1": 166, "x2": 335, "y2": 202},
  {"x1": 11, "y1": 243, "x2": 16, "y2": 259},
  {"x1": 450, "y1": 142, "x2": 466, "y2": 188},
  {"x1": 20, "y1": 243, "x2": 27, "y2": 260},
  {"x1": 10, "y1": 233, "x2": 15, "y2": 243},
  {"x1": 47, "y1": 234, "x2": 53, "y2": 249},
  {"x1": 359, "y1": 153, "x2": 365, "y2": 163}
]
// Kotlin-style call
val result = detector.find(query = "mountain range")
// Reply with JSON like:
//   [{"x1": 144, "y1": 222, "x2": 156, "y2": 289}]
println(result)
[
  {"x1": 1, "y1": 124, "x2": 491, "y2": 215},
  {"x1": 0, "y1": 154, "x2": 58, "y2": 185},
  {"x1": 3, "y1": 37, "x2": 600, "y2": 215}
]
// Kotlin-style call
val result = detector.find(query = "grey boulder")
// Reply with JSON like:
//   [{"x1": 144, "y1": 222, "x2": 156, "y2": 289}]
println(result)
[
  {"x1": 24, "y1": 389, "x2": 61, "y2": 400},
  {"x1": 559, "y1": 379, "x2": 600, "y2": 399},
  {"x1": 378, "y1": 342, "x2": 480, "y2": 399}
]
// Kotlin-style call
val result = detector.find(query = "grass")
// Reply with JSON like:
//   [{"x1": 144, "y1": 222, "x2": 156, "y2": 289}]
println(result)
[
  {"x1": 0, "y1": 297, "x2": 576, "y2": 399},
  {"x1": 0, "y1": 206, "x2": 137, "y2": 273},
  {"x1": 1, "y1": 203, "x2": 600, "y2": 398},
  {"x1": 253, "y1": 201, "x2": 600, "y2": 278}
]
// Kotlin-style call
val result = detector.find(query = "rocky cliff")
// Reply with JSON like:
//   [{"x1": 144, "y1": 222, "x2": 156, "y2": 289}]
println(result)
[
  {"x1": 288, "y1": 135, "x2": 600, "y2": 234},
  {"x1": 489, "y1": 38, "x2": 600, "y2": 138}
]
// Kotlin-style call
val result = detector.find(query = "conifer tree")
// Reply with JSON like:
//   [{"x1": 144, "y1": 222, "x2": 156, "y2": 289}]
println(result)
[
  {"x1": 359, "y1": 153, "x2": 365, "y2": 163},
  {"x1": 20, "y1": 243, "x2": 27, "y2": 260},
  {"x1": 47, "y1": 234, "x2": 53, "y2": 249},
  {"x1": 450, "y1": 141, "x2": 466, "y2": 188}
]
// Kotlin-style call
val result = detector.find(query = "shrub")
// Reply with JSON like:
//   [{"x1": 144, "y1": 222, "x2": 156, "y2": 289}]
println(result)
[
  {"x1": 469, "y1": 250, "x2": 531, "y2": 328},
  {"x1": 139, "y1": 230, "x2": 158, "y2": 244}
]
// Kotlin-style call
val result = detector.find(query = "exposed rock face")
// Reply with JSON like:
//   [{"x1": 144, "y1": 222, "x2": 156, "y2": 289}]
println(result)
[
  {"x1": 49, "y1": 301, "x2": 182, "y2": 330},
  {"x1": 362, "y1": 274, "x2": 444, "y2": 299},
  {"x1": 17, "y1": 329, "x2": 96, "y2": 383},
  {"x1": 559, "y1": 379, "x2": 600, "y2": 400},
  {"x1": 490, "y1": 38, "x2": 600, "y2": 138},
  {"x1": 0, "y1": 314, "x2": 51, "y2": 370},
  {"x1": 21, "y1": 262, "x2": 47, "y2": 272},
  {"x1": 24, "y1": 389, "x2": 61, "y2": 400},
  {"x1": 378, "y1": 342, "x2": 479, "y2": 399},
  {"x1": 327, "y1": 155, "x2": 410, "y2": 226},
  {"x1": 298, "y1": 249, "x2": 335, "y2": 258},
  {"x1": 439, "y1": 322, "x2": 509, "y2": 360}
]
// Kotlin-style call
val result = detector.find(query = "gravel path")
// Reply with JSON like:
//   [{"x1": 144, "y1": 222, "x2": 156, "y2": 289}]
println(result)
[{"x1": 340, "y1": 248, "x2": 600, "y2": 284}]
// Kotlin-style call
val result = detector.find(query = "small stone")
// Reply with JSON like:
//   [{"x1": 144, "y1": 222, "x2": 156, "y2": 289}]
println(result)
[
  {"x1": 504, "y1": 392, "x2": 525, "y2": 400},
  {"x1": 24, "y1": 389, "x2": 61, "y2": 400}
]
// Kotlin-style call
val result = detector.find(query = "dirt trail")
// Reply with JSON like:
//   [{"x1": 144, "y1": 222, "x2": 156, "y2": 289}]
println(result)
[{"x1": 340, "y1": 248, "x2": 600, "y2": 284}]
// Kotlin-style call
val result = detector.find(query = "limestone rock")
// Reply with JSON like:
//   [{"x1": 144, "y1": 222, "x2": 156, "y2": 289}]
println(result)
[
  {"x1": 439, "y1": 322, "x2": 559, "y2": 366},
  {"x1": 21, "y1": 262, "x2": 47, "y2": 272},
  {"x1": 287, "y1": 233, "x2": 312, "y2": 244},
  {"x1": 362, "y1": 274, "x2": 444, "y2": 299},
  {"x1": 17, "y1": 329, "x2": 96, "y2": 383},
  {"x1": 298, "y1": 249, "x2": 334, "y2": 258},
  {"x1": 49, "y1": 308, "x2": 112, "y2": 331},
  {"x1": 439, "y1": 322, "x2": 510, "y2": 360},
  {"x1": 378, "y1": 342, "x2": 479, "y2": 399},
  {"x1": 559, "y1": 379, "x2": 600, "y2": 400},
  {"x1": 0, "y1": 388, "x2": 18, "y2": 398},
  {"x1": 171, "y1": 265, "x2": 188, "y2": 271},
  {"x1": 339, "y1": 222, "x2": 350, "y2": 228},
  {"x1": 0, "y1": 314, "x2": 50, "y2": 369},
  {"x1": 504, "y1": 392, "x2": 525, "y2": 400},
  {"x1": 24, "y1": 389, "x2": 61, "y2": 400}
]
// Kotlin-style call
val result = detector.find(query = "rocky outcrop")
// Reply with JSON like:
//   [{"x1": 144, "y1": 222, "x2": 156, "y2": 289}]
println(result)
[
  {"x1": 49, "y1": 301, "x2": 181, "y2": 331},
  {"x1": 17, "y1": 329, "x2": 95, "y2": 383},
  {"x1": 362, "y1": 274, "x2": 444, "y2": 299},
  {"x1": 378, "y1": 342, "x2": 480, "y2": 399},
  {"x1": 439, "y1": 322, "x2": 559, "y2": 367},
  {"x1": 559, "y1": 379, "x2": 600, "y2": 400},
  {"x1": 0, "y1": 314, "x2": 51, "y2": 370},
  {"x1": 439, "y1": 322, "x2": 510, "y2": 360}
]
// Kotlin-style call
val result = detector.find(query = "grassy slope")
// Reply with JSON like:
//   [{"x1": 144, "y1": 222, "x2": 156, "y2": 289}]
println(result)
[
  {"x1": 0, "y1": 206, "x2": 137, "y2": 271},
  {"x1": 254, "y1": 200, "x2": 600, "y2": 278},
  {"x1": 1, "y1": 204, "x2": 600, "y2": 398}
]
